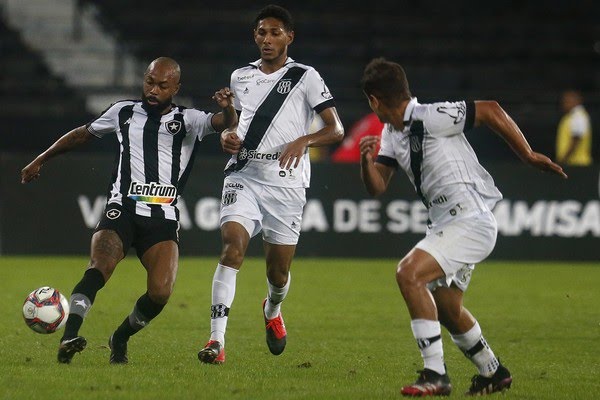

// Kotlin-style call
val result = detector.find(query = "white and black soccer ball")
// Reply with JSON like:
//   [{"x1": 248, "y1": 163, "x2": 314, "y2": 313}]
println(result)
[{"x1": 22, "y1": 287, "x2": 69, "y2": 334}]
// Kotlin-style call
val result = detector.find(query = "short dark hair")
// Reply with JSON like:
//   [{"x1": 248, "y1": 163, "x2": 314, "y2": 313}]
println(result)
[
  {"x1": 254, "y1": 4, "x2": 294, "y2": 32},
  {"x1": 361, "y1": 57, "x2": 411, "y2": 106}
]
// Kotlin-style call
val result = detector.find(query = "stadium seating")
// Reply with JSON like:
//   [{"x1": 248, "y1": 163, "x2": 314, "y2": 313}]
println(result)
[
  {"x1": 81, "y1": 0, "x2": 600, "y2": 159},
  {"x1": 2, "y1": 1, "x2": 599, "y2": 159},
  {"x1": 0, "y1": 18, "x2": 110, "y2": 151}
]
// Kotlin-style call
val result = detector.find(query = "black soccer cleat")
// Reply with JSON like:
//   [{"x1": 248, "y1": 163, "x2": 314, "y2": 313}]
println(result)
[
  {"x1": 57, "y1": 336, "x2": 87, "y2": 364},
  {"x1": 466, "y1": 363, "x2": 512, "y2": 396},
  {"x1": 401, "y1": 368, "x2": 452, "y2": 397},
  {"x1": 108, "y1": 334, "x2": 128, "y2": 364}
]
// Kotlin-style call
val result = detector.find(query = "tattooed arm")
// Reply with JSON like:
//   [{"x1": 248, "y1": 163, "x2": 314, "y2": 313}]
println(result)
[{"x1": 21, "y1": 125, "x2": 95, "y2": 183}]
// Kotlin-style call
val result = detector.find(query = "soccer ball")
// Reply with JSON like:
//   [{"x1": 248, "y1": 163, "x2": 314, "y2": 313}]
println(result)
[{"x1": 22, "y1": 287, "x2": 69, "y2": 334}]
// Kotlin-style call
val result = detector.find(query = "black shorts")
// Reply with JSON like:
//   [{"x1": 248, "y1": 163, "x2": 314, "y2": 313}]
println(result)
[{"x1": 94, "y1": 203, "x2": 179, "y2": 259}]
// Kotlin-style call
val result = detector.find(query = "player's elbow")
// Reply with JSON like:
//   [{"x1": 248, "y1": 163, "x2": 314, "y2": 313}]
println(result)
[
  {"x1": 362, "y1": 179, "x2": 387, "y2": 197},
  {"x1": 366, "y1": 187, "x2": 385, "y2": 197},
  {"x1": 332, "y1": 124, "x2": 345, "y2": 144},
  {"x1": 474, "y1": 100, "x2": 503, "y2": 127}
]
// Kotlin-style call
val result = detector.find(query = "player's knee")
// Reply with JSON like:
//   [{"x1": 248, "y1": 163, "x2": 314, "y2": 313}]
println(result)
[
  {"x1": 396, "y1": 259, "x2": 420, "y2": 290},
  {"x1": 220, "y1": 243, "x2": 245, "y2": 268},
  {"x1": 87, "y1": 260, "x2": 115, "y2": 281},
  {"x1": 147, "y1": 286, "x2": 172, "y2": 305},
  {"x1": 438, "y1": 307, "x2": 461, "y2": 329},
  {"x1": 267, "y1": 267, "x2": 289, "y2": 287}
]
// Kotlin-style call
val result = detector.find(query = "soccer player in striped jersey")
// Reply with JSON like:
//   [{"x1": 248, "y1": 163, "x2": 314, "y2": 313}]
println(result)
[
  {"x1": 198, "y1": 5, "x2": 344, "y2": 364},
  {"x1": 21, "y1": 57, "x2": 237, "y2": 364},
  {"x1": 359, "y1": 58, "x2": 566, "y2": 396}
]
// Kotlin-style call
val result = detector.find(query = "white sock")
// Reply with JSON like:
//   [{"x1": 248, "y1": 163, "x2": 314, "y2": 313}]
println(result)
[
  {"x1": 264, "y1": 272, "x2": 290, "y2": 320},
  {"x1": 451, "y1": 321, "x2": 499, "y2": 377},
  {"x1": 209, "y1": 264, "x2": 238, "y2": 346},
  {"x1": 411, "y1": 319, "x2": 446, "y2": 375}
]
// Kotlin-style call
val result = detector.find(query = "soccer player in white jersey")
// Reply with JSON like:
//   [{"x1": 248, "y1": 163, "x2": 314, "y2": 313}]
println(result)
[
  {"x1": 21, "y1": 57, "x2": 237, "y2": 364},
  {"x1": 359, "y1": 58, "x2": 567, "y2": 396},
  {"x1": 198, "y1": 5, "x2": 344, "y2": 364}
]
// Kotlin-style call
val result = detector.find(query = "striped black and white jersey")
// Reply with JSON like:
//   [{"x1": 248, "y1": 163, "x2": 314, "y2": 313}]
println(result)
[
  {"x1": 86, "y1": 100, "x2": 216, "y2": 221},
  {"x1": 226, "y1": 57, "x2": 335, "y2": 188},
  {"x1": 376, "y1": 98, "x2": 503, "y2": 226}
]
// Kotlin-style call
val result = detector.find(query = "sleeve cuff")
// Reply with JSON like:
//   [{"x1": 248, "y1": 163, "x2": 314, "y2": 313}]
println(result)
[
  {"x1": 314, "y1": 99, "x2": 335, "y2": 114},
  {"x1": 464, "y1": 101, "x2": 475, "y2": 132},
  {"x1": 375, "y1": 155, "x2": 399, "y2": 169}
]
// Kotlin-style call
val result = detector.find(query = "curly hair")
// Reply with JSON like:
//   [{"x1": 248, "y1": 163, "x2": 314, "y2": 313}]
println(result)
[{"x1": 254, "y1": 4, "x2": 294, "y2": 32}]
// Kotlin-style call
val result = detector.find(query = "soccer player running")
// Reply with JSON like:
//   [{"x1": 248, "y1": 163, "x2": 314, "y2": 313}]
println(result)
[
  {"x1": 359, "y1": 58, "x2": 567, "y2": 396},
  {"x1": 21, "y1": 57, "x2": 237, "y2": 364},
  {"x1": 197, "y1": 5, "x2": 344, "y2": 364}
]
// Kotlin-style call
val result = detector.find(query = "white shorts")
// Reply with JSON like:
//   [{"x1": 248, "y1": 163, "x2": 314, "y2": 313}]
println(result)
[
  {"x1": 219, "y1": 175, "x2": 306, "y2": 245},
  {"x1": 416, "y1": 211, "x2": 497, "y2": 292}
]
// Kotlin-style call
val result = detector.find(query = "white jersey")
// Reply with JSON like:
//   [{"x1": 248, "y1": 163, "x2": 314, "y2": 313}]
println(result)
[
  {"x1": 377, "y1": 98, "x2": 502, "y2": 226},
  {"x1": 87, "y1": 100, "x2": 216, "y2": 220},
  {"x1": 226, "y1": 57, "x2": 335, "y2": 188}
]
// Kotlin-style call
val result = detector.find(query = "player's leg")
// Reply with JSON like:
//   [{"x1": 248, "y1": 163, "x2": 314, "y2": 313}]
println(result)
[
  {"x1": 57, "y1": 229, "x2": 125, "y2": 364},
  {"x1": 198, "y1": 221, "x2": 250, "y2": 364},
  {"x1": 262, "y1": 242, "x2": 295, "y2": 355},
  {"x1": 109, "y1": 239, "x2": 178, "y2": 364},
  {"x1": 434, "y1": 285, "x2": 512, "y2": 395},
  {"x1": 108, "y1": 216, "x2": 179, "y2": 364},
  {"x1": 200, "y1": 177, "x2": 260, "y2": 364},
  {"x1": 259, "y1": 185, "x2": 304, "y2": 356},
  {"x1": 397, "y1": 248, "x2": 452, "y2": 396}
]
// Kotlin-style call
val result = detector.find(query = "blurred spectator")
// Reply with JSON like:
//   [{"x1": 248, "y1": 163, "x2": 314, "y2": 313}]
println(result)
[
  {"x1": 556, "y1": 90, "x2": 592, "y2": 166},
  {"x1": 331, "y1": 112, "x2": 384, "y2": 162}
]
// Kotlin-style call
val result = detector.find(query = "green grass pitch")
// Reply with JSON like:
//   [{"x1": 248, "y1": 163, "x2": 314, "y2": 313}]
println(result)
[{"x1": 1, "y1": 256, "x2": 598, "y2": 399}]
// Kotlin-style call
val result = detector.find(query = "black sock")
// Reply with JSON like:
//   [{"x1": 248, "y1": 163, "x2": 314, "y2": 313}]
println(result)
[
  {"x1": 62, "y1": 268, "x2": 106, "y2": 340},
  {"x1": 113, "y1": 293, "x2": 166, "y2": 342}
]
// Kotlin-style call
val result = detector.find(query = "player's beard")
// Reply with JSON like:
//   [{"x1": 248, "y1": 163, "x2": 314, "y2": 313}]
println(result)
[{"x1": 141, "y1": 92, "x2": 172, "y2": 117}]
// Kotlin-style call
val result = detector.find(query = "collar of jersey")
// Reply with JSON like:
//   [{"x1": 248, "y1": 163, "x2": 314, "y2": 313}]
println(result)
[
  {"x1": 249, "y1": 57, "x2": 295, "y2": 69},
  {"x1": 403, "y1": 97, "x2": 419, "y2": 125}
]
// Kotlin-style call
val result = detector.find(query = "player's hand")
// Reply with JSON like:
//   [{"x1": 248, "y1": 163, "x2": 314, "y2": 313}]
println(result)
[
  {"x1": 526, "y1": 152, "x2": 568, "y2": 179},
  {"x1": 21, "y1": 159, "x2": 43, "y2": 184},
  {"x1": 212, "y1": 87, "x2": 235, "y2": 109},
  {"x1": 279, "y1": 137, "x2": 308, "y2": 170},
  {"x1": 359, "y1": 135, "x2": 380, "y2": 163},
  {"x1": 221, "y1": 127, "x2": 242, "y2": 155}
]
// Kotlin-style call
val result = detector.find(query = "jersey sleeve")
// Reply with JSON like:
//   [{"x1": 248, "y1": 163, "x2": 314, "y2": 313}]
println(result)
[
  {"x1": 187, "y1": 109, "x2": 217, "y2": 141},
  {"x1": 86, "y1": 102, "x2": 122, "y2": 138},
  {"x1": 374, "y1": 126, "x2": 399, "y2": 168},
  {"x1": 422, "y1": 101, "x2": 475, "y2": 137},
  {"x1": 305, "y1": 68, "x2": 335, "y2": 114}
]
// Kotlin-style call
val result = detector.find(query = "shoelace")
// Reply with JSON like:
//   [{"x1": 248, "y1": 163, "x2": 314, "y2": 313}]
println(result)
[{"x1": 266, "y1": 316, "x2": 286, "y2": 337}]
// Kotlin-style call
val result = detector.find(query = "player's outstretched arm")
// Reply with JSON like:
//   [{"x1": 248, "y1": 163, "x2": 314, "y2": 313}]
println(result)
[
  {"x1": 211, "y1": 87, "x2": 237, "y2": 132},
  {"x1": 474, "y1": 101, "x2": 567, "y2": 179},
  {"x1": 21, "y1": 125, "x2": 94, "y2": 184},
  {"x1": 359, "y1": 135, "x2": 395, "y2": 196}
]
